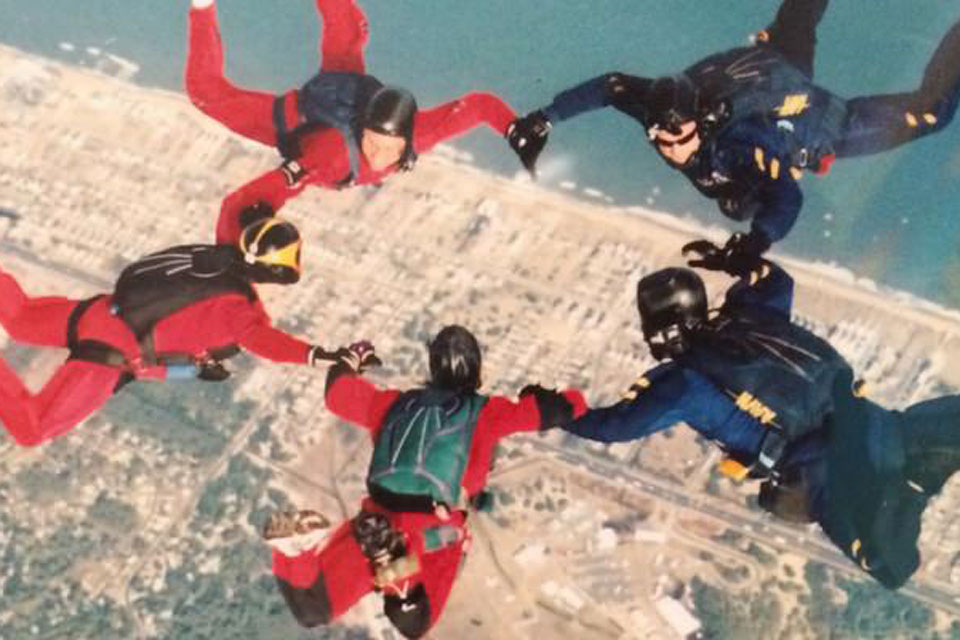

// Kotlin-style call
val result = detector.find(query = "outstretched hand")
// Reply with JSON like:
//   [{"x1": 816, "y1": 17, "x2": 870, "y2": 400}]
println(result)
[
  {"x1": 339, "y1": 340, "x2": 382, "y2": 373},
  {"x1": 520, "y1": 383, "x2": 575, "y2": 429},
  {"x1": 681, "y1": 239, "x2": 726, "y2": 271},
  {"x1": 682, "y1": 233, "x2": 768, "y2": 278},
  {"x1": 310, "y1": 341, "x2": 382, "y2": 372},
  {"x1": 507, "y1": 111, "x2": 551, "y2": 179}
]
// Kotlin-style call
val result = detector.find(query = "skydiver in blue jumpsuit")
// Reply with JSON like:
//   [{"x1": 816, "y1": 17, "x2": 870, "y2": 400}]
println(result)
[
  {"x1": 508, "y1": 0, "x2": 960, "y2": 266},
  {"x1": 561, "y1": 243, "x2": 960, "y2": 589}
]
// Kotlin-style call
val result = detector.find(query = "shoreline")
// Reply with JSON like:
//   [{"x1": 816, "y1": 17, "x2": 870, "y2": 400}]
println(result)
[{"x1": 3, "y1": 40, "x2": 958, "y2": 330}]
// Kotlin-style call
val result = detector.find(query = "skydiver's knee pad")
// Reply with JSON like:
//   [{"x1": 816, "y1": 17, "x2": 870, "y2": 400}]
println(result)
[
  {"x1": 276, "y1": 576, "x2": 333, "y2": 628},
  {"x1": 383, "y1": 583, "x2": 431, "y2": 639}
]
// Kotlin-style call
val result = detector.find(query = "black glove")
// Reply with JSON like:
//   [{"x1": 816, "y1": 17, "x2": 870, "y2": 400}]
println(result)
[
  {"x1": 520, "y1": 384, "x2": 574, "y2": 430},
  {"x1": 682, "y1": 232, "x2": 769, "y2": 278},
  {"x1": 506, "y1": 111, "x2": 551, "y2": 179},
  {"x1": 197, "y1": 360, "x2": 231, "y2": 382},
  {"x1": 280, "y1": 159, "x2": 307, "y2": 186},
  {"x1": 309, "y1": 345, "x2": 350, "y2": 367},
  {"x1": 337, "y1": 340, "x2": 382, "y2": 372}
]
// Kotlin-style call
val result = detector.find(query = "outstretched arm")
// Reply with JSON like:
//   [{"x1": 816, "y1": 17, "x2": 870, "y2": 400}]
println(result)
[
  {"x1": 563, "y1": 369, "x2": 691, "y2": 443},
  {"x1": 233, "y1": 300, "x2": 314, "y2": 364},
  {"x1": 315, "y1": 0, "x2": 369, "y2": 74},
  {"x1": 561, "y1": 364, "x2": 761, "y2": 448},
  {"x1": 748, "y1": 172, "x2": 804, "y2": 246},
  {"x1": 508, "y1": 73, "x2": 652, "y2": 176},
  {"x1": 480, "y1": 388, "x2": 588, "y2": 441},
  {"x1": 723, "y1": 260, "x2": 795, "y2": 318},
  {"x1": 413, "y1": 93, "x2": 517, "y2": 154},
  {"x1": 324, "y1": 366, "x2": 401, "y2": 436},
  {"x1": 541, "y1": 72, "x2": 653, "y2": 126},
  {"x1": 720, "y1": 123, "x2": 805, "y2": 247}
]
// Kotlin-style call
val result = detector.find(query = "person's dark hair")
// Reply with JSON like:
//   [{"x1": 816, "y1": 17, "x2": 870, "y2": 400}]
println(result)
[{"x1": 428, "y1": 325, "x2": 482, "y2": 393}]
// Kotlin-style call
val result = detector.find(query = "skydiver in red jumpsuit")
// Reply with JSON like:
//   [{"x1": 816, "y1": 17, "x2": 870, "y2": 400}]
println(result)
[
  {"x1": 0, "y1": 179, "x2": 345, "y2": 448},
  {"x1": 186, "y1": 0, "x2": 519, "y2": 204},
  {"x1": 265, "y1": 327, "x2": 587, "y2": 638}
]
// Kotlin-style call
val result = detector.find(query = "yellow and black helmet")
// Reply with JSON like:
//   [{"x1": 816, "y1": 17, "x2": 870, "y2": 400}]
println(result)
[{"x1": 238, "y1": 217, "x2": 302, "y2": 284}]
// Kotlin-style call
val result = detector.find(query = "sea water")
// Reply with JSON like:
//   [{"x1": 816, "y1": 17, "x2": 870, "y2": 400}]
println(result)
[{"x1": 0, "y1": 0, "x2": 958, "y2": 302}]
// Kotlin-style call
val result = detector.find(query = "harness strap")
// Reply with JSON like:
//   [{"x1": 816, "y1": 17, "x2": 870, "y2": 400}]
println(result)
[
  {"x1": 68, "y1": 339, "x2": 128, "y2": 368},
  {"x1": 273, "y1": 93, "x2": 302, "y2": 160},
  {"x1": 67, "y1": 339, "x2": 134, "y2": 393},
  {"x1": 274, "y1": 86, "x2": 360, "y2": 187},
  {"x1": 66, "y1": 295, "x2": 106, "y2": 352},
  {"x1": 754, "y1": 429, "x2": 789, "y2": 477}
]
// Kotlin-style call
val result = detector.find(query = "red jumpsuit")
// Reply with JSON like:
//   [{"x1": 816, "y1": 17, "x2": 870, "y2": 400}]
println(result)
[
  {"x1": 186, "y1": 0, "x2": 517, "y2": 202},
  {"x1": 272, "y1": 372, "x2": 587, "y2": 635},
  {"x1": 0, "y1": 179, "x2": 313, "y2": 448}
]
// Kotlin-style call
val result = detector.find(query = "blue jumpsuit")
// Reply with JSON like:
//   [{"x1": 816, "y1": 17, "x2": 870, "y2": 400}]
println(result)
[
  {"x1": 538, "y1": 0, "x2": 960, "y2": 248},
  {"x1": 563, "y1": 263, "x2": 960, "y2": 589}
]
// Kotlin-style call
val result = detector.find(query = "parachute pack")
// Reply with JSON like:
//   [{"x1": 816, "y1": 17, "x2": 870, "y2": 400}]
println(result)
[
  {"x1": 275, "y1": 71, "x2": 384, "y2": 184},
  {"x1": 367, "y1": 388, "x2": 488, "y2": 513},
  {"x1": 680, "y1": 303, "x2": 852, "y2": 470},
  {"x1": 112, "y1": 244, "x2": 256, "y2": 358},
  {"x1": 684, "y1": 46, "x2": 846, "y2": 169}
]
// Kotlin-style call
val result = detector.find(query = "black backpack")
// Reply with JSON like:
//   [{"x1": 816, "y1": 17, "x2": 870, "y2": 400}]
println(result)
[
  {"x1": 112, "y1": 244, "x2": 256, "y2": 354},
  {"x1": 277, "y1": 71, "x2": 384, "y2": 183},
  {"x1": 680, "y1": 304, "x2": 852, "y2": 445}
]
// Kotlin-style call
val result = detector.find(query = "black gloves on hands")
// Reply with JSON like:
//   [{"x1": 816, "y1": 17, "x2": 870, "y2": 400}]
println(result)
[
  {"x1": 682, "y1": 232, "x2": 770, "y2": 278},
  {"x1": 311, "y1": 340, "x2": 382, "y2": 372},
  {"x1": 338, "y1": 340, "x2": 382, "y2": 373},
  {"x1": 520, "y1": 384, "x2": 574, "y2": 430},
  {"x1": 506, "y1": 111, "x2": 551, "y2": 179}
]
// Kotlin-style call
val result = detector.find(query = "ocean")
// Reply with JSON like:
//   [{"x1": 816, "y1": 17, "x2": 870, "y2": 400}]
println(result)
[{"x1": 0, "y1": 0, "x2": 958, "y2": 303}]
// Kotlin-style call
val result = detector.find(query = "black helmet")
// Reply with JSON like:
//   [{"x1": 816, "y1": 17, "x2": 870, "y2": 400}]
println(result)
[
  {"x1": 636, "y1": 268, "x2": 707, "y2": 360},
  {"x1": 363, "y1": 86, "x2": 419, "y2": 170},
  {"x1": 428, "y1": 325, "x2": 482, "y2": 393},
  {"x1": 646, "y1": 75, "x2": 700, "y2": 137},
  {"x1": 239, "y1": 217, "x2": 302, "y2": 285},
  {"x1": 237, "y1": 200, "x2": 276, "y2": 229}
]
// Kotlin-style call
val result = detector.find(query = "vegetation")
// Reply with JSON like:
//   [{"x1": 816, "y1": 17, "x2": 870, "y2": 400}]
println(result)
[
  {"x1": 691, "y1": 576, "x2": 781, "y2": 639},
  {"x1": 101, "y1": 364, "x2": 257, "y2": 460},
  {"x1": 802, "y1": 561, "x2": 935, "y2": 639}
]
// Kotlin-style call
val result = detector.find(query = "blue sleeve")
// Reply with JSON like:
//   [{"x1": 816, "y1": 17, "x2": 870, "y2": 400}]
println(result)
[
  {"x1": 541, "y1": 72, "x2": 653, "y2": 125},
  {"x1": 724, "y1": 261, "x2": 795, "y2": 317},
  {"x1": 562, "y1": 365, "x2": 698, "y2": 443},
  {"x1": 750, "y1": 174, "x2": 803, "y2": 243},
  {"x1": 719, "y1": 122, "x2": 804, "y2": 244},
  {"x1": 564, "y1": 366, "x2": 767, "y2": 453},
  {"x1": 542, "y1": 75, "x2": 613, "y2": 123}
]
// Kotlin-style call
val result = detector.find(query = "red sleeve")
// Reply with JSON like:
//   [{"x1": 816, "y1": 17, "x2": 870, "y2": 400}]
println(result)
[
  {"x1": 232, "y1": 300, "x2": 313, "y2": 364},
  {"x1": 565, "y1": 389, "x2": 589, "y2": 419},
  {"x1": 412, "y1": 92, "x2": 517, "y2": 155},
  {"x1": 216, "y1": 170, "x2": 301, "y2": 245},
  {"x1": 297, "y1": 131, "x2": 356, "y2": 187},
  {"x1": 325, "y1": 372, "x2": 401, "y2": 437},
  {"x1": 479, "y1": 389, "x2": 588, "y2": 440}
]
